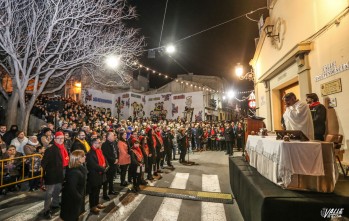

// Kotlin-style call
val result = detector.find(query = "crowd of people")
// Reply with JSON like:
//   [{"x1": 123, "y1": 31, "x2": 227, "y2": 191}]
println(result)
[
  {"x1": 0, "y1": 91, "x2": 328, "y2": 220},
  {"x1": 0, "y1": 95, "x2": 245, "y2": 220}
]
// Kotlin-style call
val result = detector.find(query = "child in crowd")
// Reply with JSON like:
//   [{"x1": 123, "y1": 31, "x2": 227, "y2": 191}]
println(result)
[{"x1": 27, "y1": 145, "x2": 45, "y2": 191}]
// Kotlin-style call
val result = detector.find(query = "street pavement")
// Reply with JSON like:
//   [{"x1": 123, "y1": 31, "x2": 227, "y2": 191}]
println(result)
[{"x1": 0, "y1": 150, "x2": 244, "y2": 221}]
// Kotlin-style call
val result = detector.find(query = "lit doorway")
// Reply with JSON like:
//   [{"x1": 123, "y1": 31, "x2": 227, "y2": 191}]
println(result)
[{"x1": 271, "y1": 82, "x2": 299, "y2": 130}]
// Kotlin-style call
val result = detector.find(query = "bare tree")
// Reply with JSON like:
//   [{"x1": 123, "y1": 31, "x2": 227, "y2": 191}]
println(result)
[{"x1": 0, "y1": 0, "x2": 144, "y2": 132}]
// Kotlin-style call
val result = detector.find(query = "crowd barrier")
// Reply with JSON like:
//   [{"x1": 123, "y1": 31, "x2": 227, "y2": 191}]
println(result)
[{"x1": 0, "y1": 154, "x2": 43, "y2": 188}]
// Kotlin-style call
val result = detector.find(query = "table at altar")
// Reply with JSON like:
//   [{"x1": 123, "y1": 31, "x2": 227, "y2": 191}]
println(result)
[{"x1": 245, "y1": 135, "x2": 338, "y2": 192}]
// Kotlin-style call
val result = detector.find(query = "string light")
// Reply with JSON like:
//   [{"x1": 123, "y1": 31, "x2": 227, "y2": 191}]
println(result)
[{"x1": 133, "y1": 62, "x2": 254, "y2": 96}]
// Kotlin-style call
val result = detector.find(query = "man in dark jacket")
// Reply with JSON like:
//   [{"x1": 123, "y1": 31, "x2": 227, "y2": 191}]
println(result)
[
  {"x1": 101, "y1": 132, "x2": 118, "y2": 200},
  {"x1": 41, "y1": 131, "x2": 68, "y2": 219},
  {"x1": 162, "y1": 127, "x2": 174, "y2": 168},
  {"x1": 177, "y1": 128, "x2": 189, "y2": 163},
  {"x1": 224, "y1": 122, "x2": 235, "y2": 156},
  {"x1": 71, "y1": 130, "x2": 90, "y2": 153},
  {"x1": 196, "y1": 124, "x2": 204, "y2": 150},
  {"x1": 3, "y1": 125, "x2": 18, "y2": 146},
  {"x1": 306, "y1": 93, "x2": 327, "y2": 141}
]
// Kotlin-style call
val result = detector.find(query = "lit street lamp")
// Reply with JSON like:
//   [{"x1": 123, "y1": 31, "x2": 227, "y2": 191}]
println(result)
[
  {"x1": 235, "y1": 63, "x2": 244, "y2": 78},
  {"x1": 105, "y1": 55, "x2": 121, "y2": 69},
  {"x1": 227, "y1": 90, "x2": 235, "y2": 99},
  {"x1": 235, "y1": 63, "x2": 255, "y2": 81},
  {"x1": 165, "y1": 44, "x2": 175, "y2": 54}
]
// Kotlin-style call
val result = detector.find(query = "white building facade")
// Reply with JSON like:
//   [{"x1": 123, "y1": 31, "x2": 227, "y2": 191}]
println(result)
[
  {"x1": 251, "y1": 0, "x2": 349, "y2": 160},
  {"x1": 81, "y1": 74, "x2": 237, "y2": 122}
]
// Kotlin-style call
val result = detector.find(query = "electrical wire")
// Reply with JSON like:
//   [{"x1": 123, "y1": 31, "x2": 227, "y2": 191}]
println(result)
[
  {"x1": 174, "y1": 6, "x2": 267, "y2": 44},
  {"x1": 245, "y1": 14, "x2": 259, "y2": 22},
  {"x1": 158, "y1": 0, "x2": 169, "y2": 48},
  {"x1": 143, "y1": 6, "x2": 267, "y2": 52}
]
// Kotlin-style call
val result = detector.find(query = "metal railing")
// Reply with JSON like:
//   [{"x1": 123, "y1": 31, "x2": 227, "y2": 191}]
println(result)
[{"x1": 0, "y1": 154, "x2": 43, "y2": 188}]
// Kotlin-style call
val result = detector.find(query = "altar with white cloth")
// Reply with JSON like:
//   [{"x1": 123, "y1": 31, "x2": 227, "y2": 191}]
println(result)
[{"x1": 246, "y1": 135, "x2": 338, "y2": 192}]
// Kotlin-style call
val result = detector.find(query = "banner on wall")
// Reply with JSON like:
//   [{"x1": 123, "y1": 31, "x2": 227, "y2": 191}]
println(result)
[
  {"x1": 82, "y1": 89, "x2": 115, "y2": 116},
  {"x1": 84, "y1": 89, "x2": 206, "y2": 122}
]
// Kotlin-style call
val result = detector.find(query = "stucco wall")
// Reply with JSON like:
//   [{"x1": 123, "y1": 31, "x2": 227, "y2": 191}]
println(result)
[{"x1": 254, "y1": 0, "x2": 349, "y2": 161}]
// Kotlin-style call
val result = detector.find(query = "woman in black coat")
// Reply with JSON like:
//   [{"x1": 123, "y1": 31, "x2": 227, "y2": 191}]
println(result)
[{"x1": 60, "y1": 150, "x2": 87, "y2": 221}]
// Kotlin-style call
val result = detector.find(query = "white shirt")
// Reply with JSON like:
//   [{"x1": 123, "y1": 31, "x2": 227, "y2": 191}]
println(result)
[
  {"x1": 283, "y1": 100, "x2": 314, "y2": 140},
  {"x1": 10, "y1": 137, "x2": 29, "y2": 154}
]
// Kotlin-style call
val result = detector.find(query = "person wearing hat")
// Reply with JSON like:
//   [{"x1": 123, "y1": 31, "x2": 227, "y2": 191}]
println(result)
[
  {"x1": 283, "y1": 92, "x2": 314, "y2": 140},
  {"x1": 129, "y1": 138, "x2": 144, "y2": 192},
  {"x1": 306, "y1": 93, "x2": 327, "y2": 141},
  {"x1": 41, "y1": 131, "x2": 69, "y2": 219}
]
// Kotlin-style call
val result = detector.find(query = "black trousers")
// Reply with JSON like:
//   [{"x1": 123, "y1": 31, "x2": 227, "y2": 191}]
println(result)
[
  {"x1": 154, "y1": 152, "x2": 162, "y2": 172},
  {"x1": 103, "y1": 166, "x2": 116, "y2": 195},
  {"x1": 89, "y1": 185, "x2": 101, "y2": 208},
  {"x1": 164, "y1": 148, "x2": 172, "y2": 166},
  {"x1": 179, "y1": 147, "x2": 187, "y2": 162},
  {"x1": 119, "y1": 164, "x2": 129, "y2": 184},
  {"x1": 146, "y1": 156, "x2": 153, "y2": 179},
  {"x1": 226, "y1": 141, "x2": 233, "y2": 155},
  {"x1": 129, "y1": 164, "x2": 142, "y2": 187}
]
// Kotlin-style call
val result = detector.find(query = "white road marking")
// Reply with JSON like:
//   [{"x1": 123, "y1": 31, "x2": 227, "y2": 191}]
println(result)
[
  {"x1": 102, "y1": 179, "x2": 160, "y2": 221},
  {"x1": 201, "y1": 174, "x2": 226, "y2": 221},
  {"x1": 102, "y1": 193, "x2": 146, "y2": 221},
  {"x1": 152, "y1": 173, "x2": 190, "y2": 221},
  {"x1": 4, "y1": 201, "x2": 44, "y2": 221},
  {"x1": 0, "y1": 194, "x2": 26, "y2": 207}
]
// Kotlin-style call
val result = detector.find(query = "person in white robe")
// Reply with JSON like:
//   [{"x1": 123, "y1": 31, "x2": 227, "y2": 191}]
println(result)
[{"x1": 282, "y1": 92, "x2": 314, "y2": 140}]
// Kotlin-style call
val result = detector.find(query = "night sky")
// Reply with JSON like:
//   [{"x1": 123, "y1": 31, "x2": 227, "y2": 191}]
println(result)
[{"x1": 129, "y1": 0, "x2": 268, "y2": 92}]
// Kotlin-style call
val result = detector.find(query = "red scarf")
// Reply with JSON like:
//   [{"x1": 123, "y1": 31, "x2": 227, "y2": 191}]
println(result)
[
  {"x1": 152, "y1": 136, "x2": 157, "y2": 149},
  {"x1": 309, "y1": 101, "x2": 320, "y2": 107},
  {"x1": 91, "y1": 146, "x2": 106, "y2": 168},
  {"x1": 55, "y1": 142, "x2": 69, "y2": 167},
  {"x1": 132, "y1": 146, "x2": 143, "y2": 162},
  {"x1": 155, "y1": 132, "x2": 163, "y2": 145},
  {"x1": 143, "y1": 143, "x2": 149, "y2": 156},
  {"x1": 210, "y1": 129, "x2": 215, "y2": 136}
]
